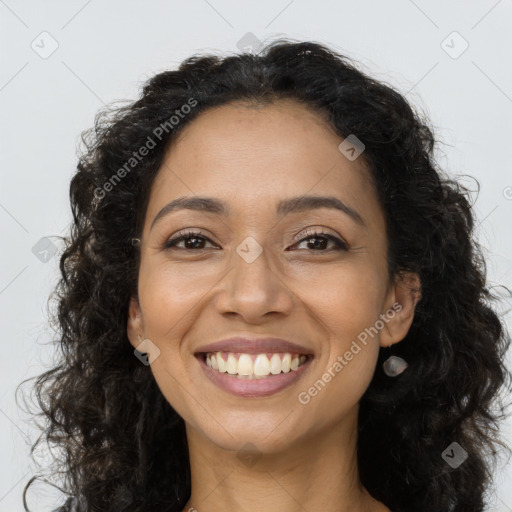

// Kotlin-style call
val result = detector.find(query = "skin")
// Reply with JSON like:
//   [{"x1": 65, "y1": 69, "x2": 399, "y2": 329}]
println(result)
[{"x1": 127, "y1": 99, "x2": 421, "y2": 512}]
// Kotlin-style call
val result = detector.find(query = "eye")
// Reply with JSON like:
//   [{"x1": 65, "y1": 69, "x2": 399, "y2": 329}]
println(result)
[
  {"x1": 164, "y1": 230, "x2": 217, "y2": 251},
  {"x1": 163, "y1": 228, "x2": 349, "y2": 253},
  {"x1": 290, "y1": 228, "x2": 349, "y2": 252}
]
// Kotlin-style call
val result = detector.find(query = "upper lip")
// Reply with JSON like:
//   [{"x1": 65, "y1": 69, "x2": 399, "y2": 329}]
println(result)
[{"x1": 195, "y1": 337, "x2": 314, "y2": 356}]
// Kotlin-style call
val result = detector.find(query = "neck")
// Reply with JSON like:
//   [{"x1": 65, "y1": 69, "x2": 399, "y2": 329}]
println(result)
[{"x1": 180, "y1": 408, "x2": 389, "y2": 512}]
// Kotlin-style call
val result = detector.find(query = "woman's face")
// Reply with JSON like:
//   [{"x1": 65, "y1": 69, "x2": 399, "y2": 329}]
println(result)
[{"x1": 128, "y1": 99, "x2": 417, "y2": 453}]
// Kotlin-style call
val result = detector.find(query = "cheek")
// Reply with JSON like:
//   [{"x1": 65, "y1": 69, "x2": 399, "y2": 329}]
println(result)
[
  {"x1": 138, "y1": 261, "x2": 214, "y2": 332},
  {"x1": 299, "y1": 261, "x2": 387, "y2": 337},
  {"x1": 299, "y1": 263, "x2": 386, "y2": 386},
  {"x1": 297, "y1": 270, "x2": 384, "y2": 421},
  {"x1": 137, "y1": 263, "x2": 203, "y2": 418}
]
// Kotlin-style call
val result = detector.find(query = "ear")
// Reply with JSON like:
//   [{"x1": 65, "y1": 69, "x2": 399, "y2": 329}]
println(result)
[
  {"x1": 380, "y1": 271, "x2": 421, "y2": 348},
  {"x1": 127, "y1": 295, "x2": 144, "y2": 349}
]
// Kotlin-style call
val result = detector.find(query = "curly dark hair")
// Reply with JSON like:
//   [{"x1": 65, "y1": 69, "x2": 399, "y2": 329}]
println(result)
[{"x1": 18, "y1": 38, "x2": 512, "y2": 512}]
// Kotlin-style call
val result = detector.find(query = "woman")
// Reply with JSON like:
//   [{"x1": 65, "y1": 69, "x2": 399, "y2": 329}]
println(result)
[{"x1": 21, "y1": 39, "x2": 511, "y2": 512}]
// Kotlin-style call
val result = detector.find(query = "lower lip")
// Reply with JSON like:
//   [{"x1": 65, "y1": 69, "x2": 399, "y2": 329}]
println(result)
[{"x1": 196, "y1": 354, "x2": 313, "y2": 398}]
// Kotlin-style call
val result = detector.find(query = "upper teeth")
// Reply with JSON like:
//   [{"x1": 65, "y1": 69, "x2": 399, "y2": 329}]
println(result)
[{"x1": 206, "y1": 352, "x2": 307, "y2": 377}]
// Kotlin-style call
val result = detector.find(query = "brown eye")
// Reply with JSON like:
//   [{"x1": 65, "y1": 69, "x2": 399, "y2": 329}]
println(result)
[
  {"x1": 164, "y1": 230, "x2": 217, "y2": 250},
  {"x1": 291, "y1": 229, "x2": 349, "y2": 252}
]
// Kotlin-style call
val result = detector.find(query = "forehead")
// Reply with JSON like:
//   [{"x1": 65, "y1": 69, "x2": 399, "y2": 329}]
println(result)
[
  {"x1": 146, "y1": 99, "x2": 381, "y2": 228},
  {"x1": 167, "y1": 99, "x2": 342, "y2": 173}
]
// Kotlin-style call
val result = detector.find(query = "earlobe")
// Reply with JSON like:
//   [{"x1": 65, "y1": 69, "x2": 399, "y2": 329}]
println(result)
[
  {"x1": 127, "y1": 295, "x2": 143, "y2": 349},
  {"x1": 380, "y1": 271, "x2": 421, "y2": 348}
]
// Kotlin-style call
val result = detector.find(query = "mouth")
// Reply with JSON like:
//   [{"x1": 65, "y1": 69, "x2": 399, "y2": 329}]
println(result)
[
  {"x1": 200, "y1": 351, "x2": 310, "y2": 378},
  {"x1": 195, "y1": 351, "x2": 314, "y2": 398}
]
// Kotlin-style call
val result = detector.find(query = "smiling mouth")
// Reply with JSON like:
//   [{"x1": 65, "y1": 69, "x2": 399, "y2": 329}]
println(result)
[{"x1": 199, "y1": 351, "x2": 310, "y2": 379}]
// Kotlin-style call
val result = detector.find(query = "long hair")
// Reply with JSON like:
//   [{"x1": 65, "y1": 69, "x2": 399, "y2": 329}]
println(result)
[{"x1": 18, "y1": 39, "x2": 512, "y2": 512}]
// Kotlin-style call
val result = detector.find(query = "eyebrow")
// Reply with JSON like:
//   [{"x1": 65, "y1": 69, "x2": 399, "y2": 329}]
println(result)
[{"x1": 150, "y1": 194, "x2": 365, "y2": 231}]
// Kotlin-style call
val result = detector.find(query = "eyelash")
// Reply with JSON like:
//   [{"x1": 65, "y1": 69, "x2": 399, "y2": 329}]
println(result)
[{"x1": 164, "y1": 228, "x2": 349, "y2": 253}]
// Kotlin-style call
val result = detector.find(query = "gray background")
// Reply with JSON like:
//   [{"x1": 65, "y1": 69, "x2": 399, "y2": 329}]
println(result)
[{"x1": 1, "y1": 0, "x2": 511, "y2": 510}]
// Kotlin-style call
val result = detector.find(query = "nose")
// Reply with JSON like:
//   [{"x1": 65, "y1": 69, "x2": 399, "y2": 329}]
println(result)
[{"x1": 212, "y1": 240, "x2": 294, "y2": 323}]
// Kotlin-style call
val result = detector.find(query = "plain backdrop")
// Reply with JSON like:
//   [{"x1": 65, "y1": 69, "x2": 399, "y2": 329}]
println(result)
[{"x1": 1, "y1": 1, "x2": 511, "y2": 510}]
